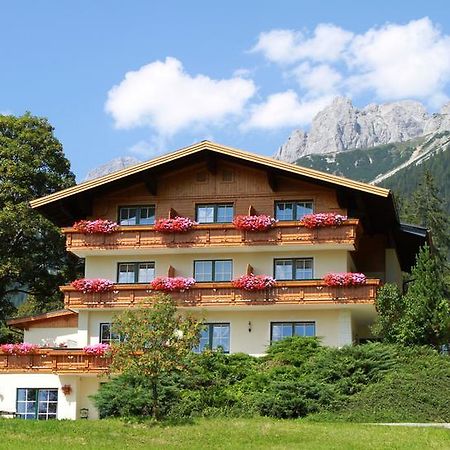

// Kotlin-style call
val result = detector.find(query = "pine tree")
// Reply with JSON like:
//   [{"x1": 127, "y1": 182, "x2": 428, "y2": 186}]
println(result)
[{"x1": 408, "y1": 171, "x2": 450, "y2": 261}]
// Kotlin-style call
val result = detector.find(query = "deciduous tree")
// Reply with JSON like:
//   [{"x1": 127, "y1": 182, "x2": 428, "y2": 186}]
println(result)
[{"x1": 111, "y1": 295, "x2": 202, "y2": 419}]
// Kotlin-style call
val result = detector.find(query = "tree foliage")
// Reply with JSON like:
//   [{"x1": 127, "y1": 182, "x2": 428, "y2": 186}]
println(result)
[
  {"x1": 110, "y1": 295, "x2": 202, "y2": 418},
  {"x1": 0, "y1": 113, "x2": 76, "y2": 342},
  {"x1": 373, "y1": 245, "x2": 450, "y2": 348}
]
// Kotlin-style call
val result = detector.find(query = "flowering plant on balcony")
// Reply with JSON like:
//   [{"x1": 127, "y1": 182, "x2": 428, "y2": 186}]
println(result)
[
  {"x1": 71, "y1": 278, "x2": 115, "y2": 293},
  {"x1": 83, "y1": 343, "x2": 111, "y2": 356},
  {"x1": 232, "y1": 274, "x2": 276, "y2": 291},
  {"x1": 149, "y1": 276, "x2": 196, "y2": 292},
  {"x1": 323, "y1": 272, "x2": 367, "y2": 287},
  {"x1": 154, "y1": 216, "x2": 197, "y2": 233},
  {"x1": 232, "y1": 215, "x2": 277, "y2": 231},
  {"x1": 72, "y1": 219, "x2": 119, "y2": 234},
  {"x1": 300, "y1": 213, "x2": 347, "y2": 229},
  {"x1": 0, "y1": 343, "x2": 39, "y2": 354}
]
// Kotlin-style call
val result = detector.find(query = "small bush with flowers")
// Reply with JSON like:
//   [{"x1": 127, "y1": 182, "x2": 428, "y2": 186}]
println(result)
[
  {"x1": 0, "y1": 343, "x2": 39, "y2": 355},
  {"x1": 232, "y1": 274, "x2": 276, "y2": 291},
  {"x1": 233, "y1": 215, "x2": 277, "y2": 231},
  {"x1": 83, "y1": 343, "x2": 111, "y2": 356},
  {"x1": 71, "y1": 278, "x2": 115, "y2": 293},
  {"x1": 149, "y1": 276, "x2": 196, "y2": 292},
  {"x1": 154, "y1": 216, "x2": 197, "y2": 233},
  {"x1": 300, "y1": 213, "x2": 347, "y2": 229},
  {"x1": 323, "y1": 272, "x2": 367, "y2": 287},
  {"x1": 73, "y1": 219, "x2": 119, "y2": 234}
]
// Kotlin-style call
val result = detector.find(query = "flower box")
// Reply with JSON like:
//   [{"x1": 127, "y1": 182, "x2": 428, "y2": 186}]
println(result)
[
  {"x1": 73, "y1": 219, "x2": 119, "y2": 234},
  {"x1": 323, "y1": 272, "x2": 367, "y2": 287},
  {"x1": 300, "y1": 213, "x2": 347, "y2": 229},
  {"x1": 232, "y1": 215, "x2": 277, "y2": 231},
  {"x1": 83, "y1": 343, "x2": 110, "y2": 356},
  {"x1": 0, "y1": 343, "x2": 39, "y2": 355},
  {"x1": 154, "y1": 217, "x2": 197, "y2": 233},
  {"x1": 71, "y1": 278, "x2": 115, "y2": 293},
  {"x1": 149, "y1": 277, "x2": 196, "y2": 292},
  {"x1": 232, "y1": 274, "x2": 276, "y2": 291}
]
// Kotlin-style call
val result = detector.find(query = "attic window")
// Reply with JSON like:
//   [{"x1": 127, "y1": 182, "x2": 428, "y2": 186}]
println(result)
[
  {"x1": 196, "y1": 171, "x2": 208, "y2": 183},
  {"x1": 222, "y1": 169, "x2": 234, "y2": 182}
]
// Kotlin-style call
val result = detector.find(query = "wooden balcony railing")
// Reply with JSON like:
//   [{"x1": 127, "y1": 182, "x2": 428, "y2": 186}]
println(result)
[
  {"x1": 62, "y1": 220, "x2": 360, "y2": 252},
  {"x1": 61, "y1": 279, "x2": 380, "y2": 309},
  {"x1": 0, "y1": 349, "x2": 111, "y2": 374}
]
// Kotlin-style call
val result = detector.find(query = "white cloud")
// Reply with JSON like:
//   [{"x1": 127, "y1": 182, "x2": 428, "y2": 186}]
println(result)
[
  {"x1": 245, "y1": 91, "x2": 333, "y2": 129},
  {"x1": 345, "y1": 18, "x2": 450, "y2": 101},
  {"x1": 292, "y1": 63, "x2": 342, "y2": 95},
  {"x1": 251, "y1": 24, "x2": 353, "y2": 64},
  {"x1": 252, "y1": 18, "x2": 450, "y2": 110},
  {"x1": 105, "y1": 57, "x2": 256, "y2": 135}
]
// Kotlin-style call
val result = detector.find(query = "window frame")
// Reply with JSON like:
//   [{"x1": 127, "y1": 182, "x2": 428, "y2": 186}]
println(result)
[
  {"x1": 274, "y1": 200, "x2": 314, "y2": 221},
  {"x1": 193, "y1": 259, "x2": 233, "y2": 282},
  {"x1": 16, "y1": 388, "x2": 58, "y2": 420},
  {"x1": 118, "y1": 205, "x2": 156, "y2": 226},
  {"x1": 273, "y1": 257, "x2": 314, "y2": 280},
  {"x1": 194, "y1": 322, "x2": 231, "y2": 353},
  {"x1": 99, "y1": 322, "x2": 121, "y2": 345},
  {"x1": 116, "y1": 261, "x2": 155, "y2": 284},
  {"x1": 270, "y1": 321, "x2": 316, "y2": 342},
  {"x1": 195, "y1": 203, "x2": 234, "y2": 224}
]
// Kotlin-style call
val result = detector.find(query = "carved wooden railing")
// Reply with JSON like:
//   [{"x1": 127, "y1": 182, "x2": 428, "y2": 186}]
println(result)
[
  {"x1": 61, "y1": 279, "x2": 380, "y2": 309},
  {"x1": 0, "y1": 349, "x2": 111, "y2": 374},
  {"x1": 62, "y1": 220, "x2": 360, "y2": 252}
]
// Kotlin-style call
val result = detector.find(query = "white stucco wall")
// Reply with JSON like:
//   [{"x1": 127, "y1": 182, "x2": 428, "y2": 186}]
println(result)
[
  {"x1": 84, "y1": 250, "x2": 350, "y2": 281},
  {"x1": 24, "y1": 328, "x2": 79, "y2": 348}
]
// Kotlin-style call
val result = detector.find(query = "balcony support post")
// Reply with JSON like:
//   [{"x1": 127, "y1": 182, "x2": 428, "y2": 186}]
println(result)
[{"x1": 337, "y1": 310, "x2": 353, "y2": 347}]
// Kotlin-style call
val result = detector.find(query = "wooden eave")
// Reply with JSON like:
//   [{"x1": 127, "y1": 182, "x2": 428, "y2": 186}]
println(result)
[
  {"x1": 30, "y1": 141, "x2": 390, "y2": 217},
  {"x1": 7, "y1": 309, "x2": 78, "y2": 329}
]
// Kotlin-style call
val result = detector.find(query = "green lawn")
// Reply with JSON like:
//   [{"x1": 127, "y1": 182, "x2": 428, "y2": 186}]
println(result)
[{"x1": 0, "y1": 418, "x2": 448, "y2": 450}]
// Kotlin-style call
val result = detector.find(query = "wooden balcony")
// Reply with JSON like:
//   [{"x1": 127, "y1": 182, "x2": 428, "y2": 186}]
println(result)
[
  {"x1": 0, "y1": 349, "x2": 111, "y2": 374},
  {"x1": 62, "y1": 220, "x2": 360, "y2": 254},
  {"x1": 61, "y1": 279, "x2": 380, "y2": 309}
]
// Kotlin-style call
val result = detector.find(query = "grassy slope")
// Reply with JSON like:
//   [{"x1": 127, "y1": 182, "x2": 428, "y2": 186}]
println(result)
[{"x1": 0, "y1": 418, "x2": 449, "y2": 450}]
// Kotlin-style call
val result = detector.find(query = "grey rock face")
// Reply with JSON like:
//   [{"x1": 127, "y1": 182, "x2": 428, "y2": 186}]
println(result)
[
  {"x1": 275, "y1": 97, "x2": 450, "y2": 162},
  {"x1": 84, "y1": 156, "x2": 141, "y2": 181}
]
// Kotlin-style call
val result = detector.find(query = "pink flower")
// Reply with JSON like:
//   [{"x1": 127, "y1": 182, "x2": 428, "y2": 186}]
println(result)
[
  {"x1": 0, "y1": 342, "x2": 39, "y2": 354},
  {"x1": 154, "y1": 217, "x2": 197, "y2": 233},
  {"x1": 149, "y1": 277, "x2": 196, "y2": 292},
  {"x1": 83, "y1": 343, "x2": 110, "y2": 355},
  {"x1": 233, "y1": 215, "x2": 277, "y2": 231},
  {"x1": 323, "y1": 272, "x2": 366, "y2": 287},
  {"x1": 232, "y1": 274, "x2": 276, "y2": 291},
  {"x1": 73, "y1": 219, "x2": 119, "y2": 234},
  {"x1": 300, "y1": 213, "x2": 347, "y2": 229},
  {"x1": 71, "y1": 278, "x2": 114, "y2": 293}
]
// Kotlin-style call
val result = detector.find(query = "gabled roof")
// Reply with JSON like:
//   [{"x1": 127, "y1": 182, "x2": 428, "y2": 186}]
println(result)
[
  {"x1": 7, "y1": 309, "x2": 78, "y2": 329},
  {"x1": 30, "y1": 140, "x2": 389, "y2": 210}
]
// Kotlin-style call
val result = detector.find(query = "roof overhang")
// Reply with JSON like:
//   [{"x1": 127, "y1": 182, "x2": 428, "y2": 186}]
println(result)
[
  {"x1": 29, "y1": 141, "x2": 391, "y2": 226},
  {"x1": 7, "y1": 309, "x2": 78, "y2": 329},
  {"x1": 395, "y1": 223, "x2": 430, "y2": 271}
]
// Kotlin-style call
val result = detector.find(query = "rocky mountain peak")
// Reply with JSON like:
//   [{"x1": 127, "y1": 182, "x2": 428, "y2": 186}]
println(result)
[
  {"x1": 275, "y1": 97, "x2": 450, "y2": 162},
  {"x1": 84, "y1": 156, "x2": 142, "y2": 181}
]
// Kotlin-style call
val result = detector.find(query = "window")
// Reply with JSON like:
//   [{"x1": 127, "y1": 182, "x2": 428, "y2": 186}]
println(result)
[
  {"x1": 194, "y1": 323, "x2": 230, "y2": 353},
  {"x1": 16, "y1": 388, "x2": 58, "y2": 420},
  {"x1": 275, "y1": 201, "x2": 313, "y2": 221},
  {"x1": 194, "y1": 260, "x2": 233, "y2": 282},
  {"x1": 100, "y1": 323, "x2": 121, "y2": 344},
  {"x1": 119, "y1": 205, "x2": 155, "y2": 225},
  {"x1": 196, "y1": 204, "x2": 234, "y2": 223},
  {"x1": 271, "y1": 322, "x2": 316, "y2": 342},
  {"x1": 274, "y1": 258, "x2": 313, "y2": 280},
  {"x1": 117, "y1": 262, "x2": 155, "y2": 283}
]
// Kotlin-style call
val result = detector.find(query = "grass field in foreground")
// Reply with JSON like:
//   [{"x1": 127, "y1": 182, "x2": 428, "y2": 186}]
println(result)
[{"x1": 0, "y1": 417, "x2": 449, "y2": 450}]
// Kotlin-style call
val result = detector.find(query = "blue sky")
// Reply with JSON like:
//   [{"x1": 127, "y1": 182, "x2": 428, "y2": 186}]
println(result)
[{"x1": 2, "y1": 1, "x2": 450, "y2": 180}]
